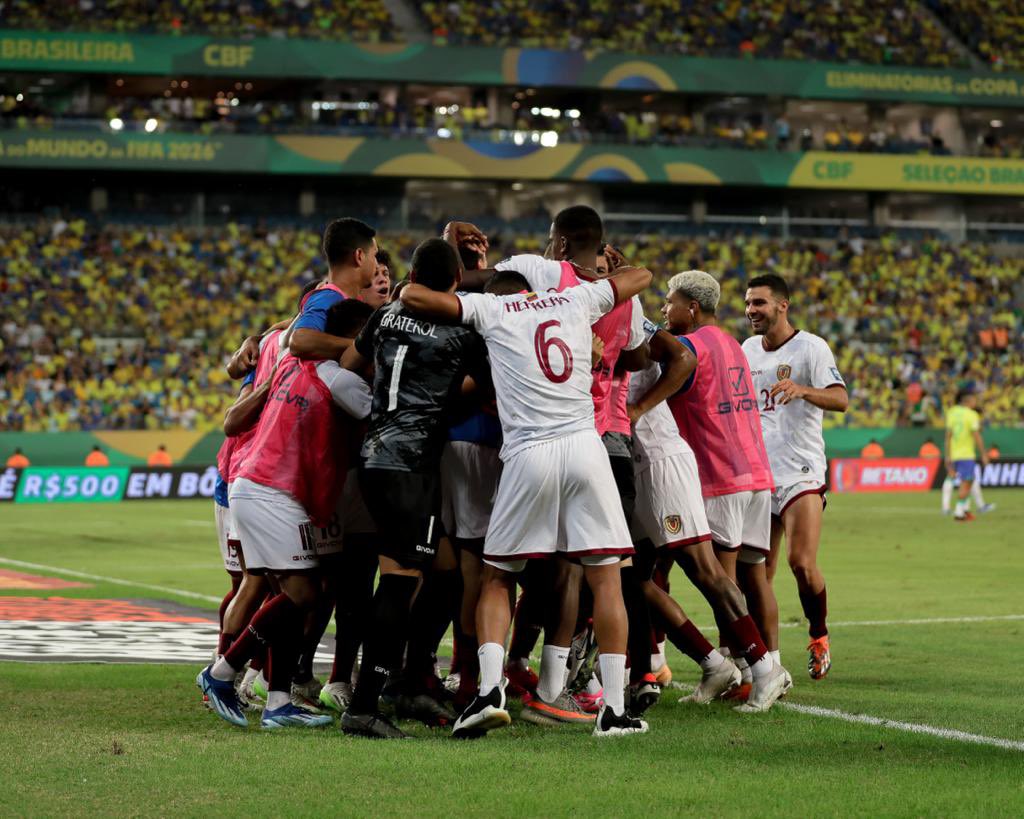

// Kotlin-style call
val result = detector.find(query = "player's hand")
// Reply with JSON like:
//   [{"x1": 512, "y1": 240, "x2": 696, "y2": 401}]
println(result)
[
  {"x1": 627, "y1": 403, "x2": 645, "y2": 424},
  {"x1": 443, "y1": 221, "x2": 487, "y2": 249},
  {"x1": 602, "y1": 244, "x2": 628, "y2": 271},
  {"x1": 591, "y1": 333, "x2": 605, "y2": 369},
  {"x1": 769, "y1": 379, "x2": 807, "y2": 404}
]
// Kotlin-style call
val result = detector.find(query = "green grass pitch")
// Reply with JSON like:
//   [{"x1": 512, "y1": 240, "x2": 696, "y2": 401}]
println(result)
[{"x1": 0, "y1": 492, "x2": 1022, "y2": 817}]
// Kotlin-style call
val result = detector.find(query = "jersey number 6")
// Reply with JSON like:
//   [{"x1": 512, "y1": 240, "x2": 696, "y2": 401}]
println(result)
[{"x1": 534, "y1": 320, "x2": 573, "y2": 383}]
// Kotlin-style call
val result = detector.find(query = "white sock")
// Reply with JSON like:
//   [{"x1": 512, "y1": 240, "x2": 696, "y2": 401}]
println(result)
[
  {"x1": 941, "y1": 477, "x2": 953, "y2": 512},
  {"x1": 536, "y1": 645, "x2": 570, "y2": 702},
  {"x1": 265, "y1": 689, "x2": 289, "y2": 710},
  {"x1": 955, "y1": 499, "x2": 967, "y2": 517},
  {"x1": 651, "y1": 651, "x2": 665, "y2": 672},
  {"x1": 585, "y1": 673, "x2": 602, "y2": 695},
  {"x1": 598, "y1": 654, "x2": 627, "y2": 715},
  {"x1": 210, "y1": 656, "x2": 236, "y2": 682},
  {"x1": 770, "y1": 649, "x2": 781, "y2": 666},
  {"x1": 736, "y1": 656, "x2": 753, "y2": 684},
  {"x1": 699, "y1": 648, "x2": 727, "y2": 672},
  {"x1": 719, "y1": 646, "x2": 731, "y2": 658},
  {"x1": 971, "y1": 481, "x2": 985, "y2": 508},
  {"x1": 478, "y1": 642, "x2": 505, "y2": 697},
  {"x1": 749, "y1": 654, "x2": 775, "y2": 681}
]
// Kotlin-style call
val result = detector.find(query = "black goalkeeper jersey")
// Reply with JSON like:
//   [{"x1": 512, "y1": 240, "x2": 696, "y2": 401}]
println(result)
[{"x1": 355, "y1": 301, "x2": 488, "y2": 473}]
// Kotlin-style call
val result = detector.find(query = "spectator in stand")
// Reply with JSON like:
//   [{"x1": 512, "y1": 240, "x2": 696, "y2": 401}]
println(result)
[
  {"x1": 861, "y1": 439, "x2": 885, "y2": 459},
  {"x1": 927, "y1": 0, "x2": 1024, "y2": 71},
  {"x1": 6, "y1": 448, "x2": 30, "y2": 468},
  {"x1": 85, "y1": 446, "x2": 110, "y2": 467},
  {"x1": 147, "y1": 444, "x2": 173, "y2": 466}
]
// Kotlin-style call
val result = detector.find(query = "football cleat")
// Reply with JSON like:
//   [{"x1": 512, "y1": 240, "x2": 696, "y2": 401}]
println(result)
[
  {"x1": 250, "y1": 674, "x2": 268, "y2": 702},
  {"x1": 572, "y1": 688, "x2": 603, "y2": 714},
  {"x1": 978, "y1": 503, "x2": 996, "y2": 514},
  {"x1": 291, "y1": 677, "x2": 324, "y2": 712},
  {"x1": 442, "y1": 672, "x2": 461, "y2": 696},
  {"x1": 807, "y1": 635, "x2": 832, "y2": 680},
  {"x1": 780, "y1": 667, "x2": 794, "y2": 698},
  {"x1": 733, "y1": 664, "x2": 788, "y2": 714},
  {"x1": 593, "y1": 705, "x2": 649, "y2": 738},
  {"x1": 680, "y1": 659, "x2": 741, "y2": 704},
  {"x1": 627, "y1": 673, "x2": 661, "y2": 716},
  {"x1": 452, "y1": 681, "x2": 511, "y2": 739},
  {"x1": 238, "y1": 668, "x2": 264, "y2": 710},
  {"x1": 654, "y1": 663, "x2": 673, "y2": 687},
  {"x1": 318, "y1": 681, "x2": 353, "y2": 714},
  {"x1": 504, "y1": 662, "x2": 539, "y2": 698},
  {"x1": 341, "y1": 710, "x2": 410, "y2": 739},
  {"x1": 260, "y1": 702, "x2": 333, "y2": 729},
  {"x1": 196, "y1": 666, "x2": 248, "y2": 728},
  {"x1": 395, "y1": 693, "x2": 456, "y2": 727},
  {"x1": 954, "y1": 512, "x2": 976, "y2": 522},
  {"x1": 520, "y1": 689, "x2": 597, "y2": 725},
  {"x1": 719, "y1": 682, "x2": 751, "y2": 702}
]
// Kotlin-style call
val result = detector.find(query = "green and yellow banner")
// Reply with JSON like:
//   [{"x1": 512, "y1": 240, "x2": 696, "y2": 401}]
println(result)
[
  {"x1": 3, "y1": 129, "x2": 1024, "y2": 196},
  {"x1": 4, "y1": 29, "x2": 1024, "y2": 106}
]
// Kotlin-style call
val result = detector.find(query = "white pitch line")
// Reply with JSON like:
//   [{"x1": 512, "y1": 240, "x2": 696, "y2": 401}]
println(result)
[
  {"x1": 0, "y1": 557, "x2": 221, "y2": 604},
  {"x1": 779, "y1": 702, "x2": 1024, "y2": 753}
]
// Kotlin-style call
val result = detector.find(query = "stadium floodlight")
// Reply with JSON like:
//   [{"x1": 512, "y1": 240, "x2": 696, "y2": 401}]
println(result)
[
  {"x1": 566, "y1": 109, "x2": 581, "y2": 119},
  {"x1": 531, "y1": 107, "x2": 540, "y2": 115},
  {"x1": 144, "y1": 118, "x2": 158, "y2": 133},
  {"x1": 109, "y1": 117, "x2": 124, "y2": 131},
  {"x1": 513, "y1": 131, "x2": 526, "y2": 145},
  {"x1": 991, "y1": 119, "x2": 1003, "y2": 128},
  {"x1": 540, "y1": 130, "x2": 559, "y2": 147},
  {"x1": 16, "y1": 93, "x2": 24, "y2": 102}
]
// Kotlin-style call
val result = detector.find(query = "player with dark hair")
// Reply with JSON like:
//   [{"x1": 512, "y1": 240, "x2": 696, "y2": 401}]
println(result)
[
  {"x1": 338, "y1": 237, "x2": 491, "y2": 739},
  {"x1": 361, "y1": 248, "x2": 394, "y2": 308},
  {"x1": 945, "y1": 389, "x2": 989, "y2": 523},
  {"x1": 743, "y1": 273, "x2": 848, "y2": 680},
  {"x1": 401, "y1": 255, "x2": 655, "y2": 738},
  {"x1": 663, "y1": 270, "x2": 788, "y2": 713}
]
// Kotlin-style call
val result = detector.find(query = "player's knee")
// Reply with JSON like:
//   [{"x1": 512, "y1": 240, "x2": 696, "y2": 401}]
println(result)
[{"x1": 787, "y1": 553, "x2": 814, "y2": 583}]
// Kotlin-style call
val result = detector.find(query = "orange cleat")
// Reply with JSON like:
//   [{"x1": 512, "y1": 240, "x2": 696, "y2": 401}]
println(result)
[
  {"x1": 807, "y1": 635, "x2": 832, "y2": 680},
  {"x1": 654, "y1": 663, "x2": 673, "y2": 686},
  {"x1": 955, "y1": 512, "x2": 976, "y2": 522},
  {"x1": 720, "y1": 682, "x2": 751, "y2": 702},
  {"x1": 504, "y1": 663, "x2": 539, "y2": 698}
]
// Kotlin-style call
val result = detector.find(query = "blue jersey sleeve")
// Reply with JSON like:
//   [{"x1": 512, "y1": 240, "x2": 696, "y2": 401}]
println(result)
[
  {"x1": 293, "y1": 289, "x2": 344, "y2": 332},
  {"x1": 674, "y1": 335, "x2": 697, "y2": 395}
]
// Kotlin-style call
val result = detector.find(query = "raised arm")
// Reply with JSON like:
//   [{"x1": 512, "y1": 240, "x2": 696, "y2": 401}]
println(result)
[
  {"x1": 399, "y1": 283, "x2": 464, "y2": 322},
  {"x1": 607, "y1": 265, "x2": 653, "y2": 304},
  {"x1": 289, "y1": 328, "x2": 352, "y2": 361}
]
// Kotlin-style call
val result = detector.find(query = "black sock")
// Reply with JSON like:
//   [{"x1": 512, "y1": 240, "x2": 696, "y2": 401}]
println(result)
[
  {"x1": 350, "y1": 574, "x2": 418, "y2": 715},
  {"x1": 331, "y1": 538, "x2": 378, "y2": 684},
  {"x1": 621, "y1": 566, "x2": 653, "y2": 682},
  {"x1": 404, "y1": 569, "x2": 460, "y2": 689}
]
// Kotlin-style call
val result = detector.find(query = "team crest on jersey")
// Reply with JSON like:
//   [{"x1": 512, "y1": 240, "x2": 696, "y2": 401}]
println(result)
[
  {"x1": 776, "y1": 364, "x2": 792, "y2": 380},
  {"x1": 664, "y1": 515, "x2": 682, "y2": 535}
]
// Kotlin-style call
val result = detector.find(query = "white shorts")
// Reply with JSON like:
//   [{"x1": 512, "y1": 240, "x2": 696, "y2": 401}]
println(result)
[
  {"x1": 228, "y1": 478, "x2": 319, "y2": 572},
  {"x1": 213, "y1": 501, "x2": 242, "y2": 574},
  {"x1": 704, "y1": 489, "x2": 771, "y2": 555},
  {"x1": 441, "y1": 441, "x2": 501, "y2": 540},
  {"x1": 632, "y1": 453, "x2": 711, "y2": 549},
  {"x1": 771, "y1": 480, "x2": 827, "y2": 518},
  {"x1": 483, "y1": 431, "x2": 633, "y2": 571},
  {"x1": 340, "y1": 467, "x2": 375, "y2": 535}
]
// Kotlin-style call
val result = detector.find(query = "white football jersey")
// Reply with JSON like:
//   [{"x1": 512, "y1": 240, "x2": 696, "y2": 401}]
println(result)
[
  {"x1": 458, "y1": 280, "x2": 616, "y2": 459},
  {"x1": 627, "y1": 318, "x2": 692, "y2": 468},
  {"x1": 495, "y1": 254, "x2": 646, "y2": 350},
  {"x1": 742, "y1": 330, "x2": 845, "y2": 485}
]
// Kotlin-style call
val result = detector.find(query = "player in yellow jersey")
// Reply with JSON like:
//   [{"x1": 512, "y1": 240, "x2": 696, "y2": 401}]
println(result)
[{"x1": 944, "y1": 390, "x2": 989, "y2": 522}]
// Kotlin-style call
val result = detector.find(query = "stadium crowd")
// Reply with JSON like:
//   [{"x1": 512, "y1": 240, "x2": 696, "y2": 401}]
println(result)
[
  {"x1": 0, "y1": 0, "x2": 396, "y2": 41},
  {"x1": 2, "y1": 220, "x2": 1021, "y2": 434},
  {"x1": 927, "y1": 0, "x2": 1024, "y2": 71}
]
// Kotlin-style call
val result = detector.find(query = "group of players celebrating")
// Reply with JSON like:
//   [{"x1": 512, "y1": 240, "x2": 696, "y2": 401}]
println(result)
[{"x1": 196, "y1": 205, "x2": 849, "y2": 739}]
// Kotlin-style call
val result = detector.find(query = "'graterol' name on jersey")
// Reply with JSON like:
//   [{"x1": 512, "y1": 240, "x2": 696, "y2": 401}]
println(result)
[{"x1": 379, "y1": 311, "x2": 440, "y2": 337}]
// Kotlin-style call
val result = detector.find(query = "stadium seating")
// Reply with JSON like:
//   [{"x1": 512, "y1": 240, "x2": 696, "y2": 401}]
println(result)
[
  {"x1": 2, "y1": 221, "x2": 1021, "y2": 432},
  {"x1": 419, "y1": 0, "x2": 965, "y2": 66},
  {"x1": 1, "y1": 0, "x2": 397, "y2": 41},
  {"x1": 926, "y1": 0, "x2": 1024, "y2": 70}
]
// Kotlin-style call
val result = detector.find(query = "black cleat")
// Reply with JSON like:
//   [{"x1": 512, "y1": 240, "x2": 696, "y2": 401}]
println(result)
[
  {"x1": 395, "y1": 693, "x2": 456, "y2": 727},
  {"x1": 593, "y1": 705, "x2": 649, "y2": 738},
  {"x1": 340, "y1": 710, "x2": 410, "y2": 739},
  {"x1": 452, "y1": 682, "x2": 511, "y2": 739}
]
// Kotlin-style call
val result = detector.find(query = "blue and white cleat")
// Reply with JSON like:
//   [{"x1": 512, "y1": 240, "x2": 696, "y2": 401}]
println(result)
[
  {"x1": 196, "y1": 666, "x2": 248, "y2": 728},
  {"x1": 260, "y1": 702, "x2": 334, "y2": 729},
  {"x1": 979, "y1": 503, "x2": 996, "y2": 514}
]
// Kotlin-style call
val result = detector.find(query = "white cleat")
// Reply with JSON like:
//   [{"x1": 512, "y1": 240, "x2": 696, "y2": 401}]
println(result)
[
  {"x1": 779, "y1": 667, "x2": 794, "y2": 698},
  {"x1": 290, "y1": 677, "x2": 324, "y2": 712},
  {"x1": 680, "y1": 659, "x2": 741, "y2": 704},
  {"x1": 318, "y1": 681, "x2": 353, "y2": 714},
  {"x1": 734, "y1": 664, "x2": 788, "y2": 713}
]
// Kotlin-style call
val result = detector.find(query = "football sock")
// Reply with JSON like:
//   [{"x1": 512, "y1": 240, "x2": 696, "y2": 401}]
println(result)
[
  {"x1": 770, "y1": 649, "x2": 781, "y2": 666},
  {"x1": 666, "y1": 619, "x2": 716, "y2": 667},
  {"x1": 269, "y1": 638, "x2": 301, "y2": 698},
  {"x1": 478, "y1": 642, "x2": 505, "y2": 697},
  {"x1": 295, "y1": 600, "x2": 334, "y2": 684},
  {"x1": 536, "y1": 645, "x2": 570, "y2": 701},
  {"x1": 217, "y1": 630, "x2": 236, "y2": 657},
  {"x1": 699, "y1": 649, "x2": 727, "y2": 672},
  {"x1": 217, "y1": 593, "x2": 303, "y2": 678},
  {"x1": 620, "y1": 567, "x2": 653, "y2": 682},
  {"x1": 330, "y1": 538, "x2": 377, "y2": 684},
  {"x1": 799, "y1": 586, "x2": 829, "y2": 639},
  {"x1": 265, "y1": 690, "x2": 289, "y2": 711},
  {"x1": 349, "y1": 574, "x2": 418, "y2": 715},
  {"x1": 598, "y1": 654, "x2": 627, "y2": 716},
  {"x1": 970, "y1": 480, "x2": 986, "y2": 508},
  {"x1": 941, "y1": 477, "x2": 954, "y2": 512},
  {"x1": 406, "y1": 568, "x2": 460, "y2": 685},
  {"x1": 727, "y1": 615, "x2": 772, "y2": 679},
  {"x1": 508, "y1": 589, "x2": 543, "y2": 663}
]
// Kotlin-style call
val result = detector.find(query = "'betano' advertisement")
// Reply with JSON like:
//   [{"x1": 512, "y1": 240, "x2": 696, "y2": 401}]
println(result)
[
  {"x1": 0, "y1": 466, "x2": 220, "y2": 503},
  {"x1": 830, "y1": 458, "x2": 1024, "y2": 493}
]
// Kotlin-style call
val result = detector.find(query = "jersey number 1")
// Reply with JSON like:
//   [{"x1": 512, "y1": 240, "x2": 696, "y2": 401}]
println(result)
[{"x1": 534, "y1": 321, "x2": 573, "y2": 383}]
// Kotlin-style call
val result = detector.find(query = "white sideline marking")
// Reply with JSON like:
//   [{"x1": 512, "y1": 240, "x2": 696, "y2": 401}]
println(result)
[
  {"x1": 779, "y1": 702, "x2": 1024, "y2": 752},
  {"x1": 0, "y1": 557, "x2": 221, "y2": 604}
]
